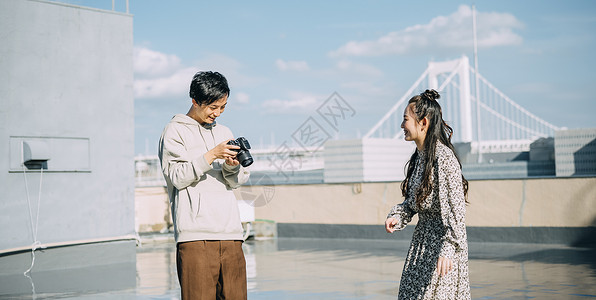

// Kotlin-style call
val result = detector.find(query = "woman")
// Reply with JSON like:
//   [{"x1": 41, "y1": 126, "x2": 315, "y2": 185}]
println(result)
[{"x1": 385, "y1": 89, "x2": 470, "y2": 299}]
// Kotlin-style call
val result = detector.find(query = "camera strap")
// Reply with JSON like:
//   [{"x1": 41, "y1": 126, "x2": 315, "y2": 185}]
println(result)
[{"x1": 198, "y1": 124, "x2": 217, "y2": 152}]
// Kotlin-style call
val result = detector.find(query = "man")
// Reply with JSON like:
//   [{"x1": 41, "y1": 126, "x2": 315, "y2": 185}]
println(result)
[{"x1": 158, "y1": 71, "x2": 250, "y2": 300}]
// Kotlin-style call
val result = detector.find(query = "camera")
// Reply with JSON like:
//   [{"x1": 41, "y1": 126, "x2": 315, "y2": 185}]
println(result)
[{"x1": 227, "y1": 137, "x2": 253, "y2": 167}]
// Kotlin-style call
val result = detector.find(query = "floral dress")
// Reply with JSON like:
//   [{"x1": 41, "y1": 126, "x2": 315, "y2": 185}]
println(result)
[{"x1": 387, "y1": 143, "x2": 470, "y2": 299}]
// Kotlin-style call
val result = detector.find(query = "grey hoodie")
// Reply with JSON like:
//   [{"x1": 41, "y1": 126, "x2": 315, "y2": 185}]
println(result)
[{"x1": 158, "y1": 114, "x2": 250, "y2": 242}]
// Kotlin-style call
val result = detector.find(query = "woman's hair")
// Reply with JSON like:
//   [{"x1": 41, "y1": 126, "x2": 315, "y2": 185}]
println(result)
[
  {"x1": 189, "y1": 71, "x2": 230, "y2": 106},
  {"x1": 400, "y1": 89, "x2": 469, "y2": 207}
]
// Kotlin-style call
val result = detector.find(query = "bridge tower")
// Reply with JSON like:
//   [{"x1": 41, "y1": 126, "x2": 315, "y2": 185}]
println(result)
[{"x1": 427, "y1": 56, "x2": 474, "y2": 142}]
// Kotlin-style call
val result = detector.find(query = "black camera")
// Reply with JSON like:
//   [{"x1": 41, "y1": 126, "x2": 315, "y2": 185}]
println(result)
[{"x1": 227, "y1": 137, "x2": 253, "y2": 167}]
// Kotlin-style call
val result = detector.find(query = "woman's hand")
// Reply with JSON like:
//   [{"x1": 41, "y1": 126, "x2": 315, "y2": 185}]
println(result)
[
  {"x1": 385, "y1": 218, "x2": 398, "y2": 233},
  {"x1": 204, "y1": 140, "x2": 240, "y2": 165},
  {"x1": 437, "y1": 256, "x2": 453, "y2": 276}
]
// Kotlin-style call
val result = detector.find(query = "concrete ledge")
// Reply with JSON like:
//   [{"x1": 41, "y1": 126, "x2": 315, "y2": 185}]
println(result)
[
  {"x1": 277, "y1": 223, "x2": 596, "y2": 246},
  {"x1": 467, "y1": 227, "x2": 596, "y2": 246},
  {"x1": 278, "y1": 223, "x2": 413, "y2": 241}
]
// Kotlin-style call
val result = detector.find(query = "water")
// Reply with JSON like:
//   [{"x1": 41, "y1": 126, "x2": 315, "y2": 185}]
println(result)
[{"x1": 1, "y1": 236, "x2": 595, "y2": 299}]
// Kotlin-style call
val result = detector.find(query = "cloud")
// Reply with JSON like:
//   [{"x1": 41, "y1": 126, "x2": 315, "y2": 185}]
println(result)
[
  {"x1": 235, "y1": 92, "x2": 250, "y2": 104},
  {"x1": 261, "y1": 92, "x2": 319, "y2": 113},
  {"x1": 194, "y1": 54, "x2": 268, "y2": 88},
  {"x1": 133, "y1": 46, "x2": 195, "y2": 98},
  {"x1": 339, "y1": 81, "x2": 387, "y2": 97},
  {"x1": 133, "y1": 47, "x2": 263, "y2": 99},
  {"x1": 134, "y1": 47, "x2": 182, "y2": 78},
  {"x1": 330, "y1": 5, "x2": 523, "y2": 57},
  {"x1": 335, "y1": 60, "x2": 383, "y2": 77},
  {"x1": 134, "y1": 67, "x2": 197, "y2": 99},
  {"x1": 275, "y1": 59, "x2": 310, "y2": 71}
]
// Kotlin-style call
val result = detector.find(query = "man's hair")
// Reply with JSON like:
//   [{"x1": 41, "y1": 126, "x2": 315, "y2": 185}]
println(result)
[{"x1": 189, "y1": 71, "x2": 230, "y2": 106}]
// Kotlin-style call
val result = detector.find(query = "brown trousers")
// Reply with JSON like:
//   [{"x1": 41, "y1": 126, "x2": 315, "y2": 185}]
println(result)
[{"x1": 176, "y1": 240, "x2": 247, "y2": 300}]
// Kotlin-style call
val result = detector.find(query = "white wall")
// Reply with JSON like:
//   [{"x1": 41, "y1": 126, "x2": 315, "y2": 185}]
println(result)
[
  {"x1": 324, "y1": 138, "x2": 415, "y2": 183},
  {"x1": 0, "y1": 0, "x2": 134, "y2": 252}
]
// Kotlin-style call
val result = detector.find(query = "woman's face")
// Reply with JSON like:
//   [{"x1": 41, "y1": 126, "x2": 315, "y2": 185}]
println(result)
[
  {"x1": 195, "y1": 96, "x2": 227, "y2": 125},
  {"x1": 401, "y1": 103, "x2": 426, "y2": 144}
]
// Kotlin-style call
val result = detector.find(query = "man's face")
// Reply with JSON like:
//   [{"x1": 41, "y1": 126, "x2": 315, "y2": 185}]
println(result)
[{"x1": 196, "y1": 96, "x2": 227, "y2": 125}]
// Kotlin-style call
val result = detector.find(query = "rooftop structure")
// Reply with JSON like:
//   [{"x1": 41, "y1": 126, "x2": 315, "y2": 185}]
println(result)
[
  {"x1": 555, "y1": 128, "x2": 596, "y2": 177},
  {"x1": 1, "y1": 0, "x2": 135, "y2": 253}
]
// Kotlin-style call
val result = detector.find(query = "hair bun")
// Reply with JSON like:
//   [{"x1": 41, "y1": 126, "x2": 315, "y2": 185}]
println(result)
[{"x1": 422, "y1": 89, "x2": 440, "y2": 101}]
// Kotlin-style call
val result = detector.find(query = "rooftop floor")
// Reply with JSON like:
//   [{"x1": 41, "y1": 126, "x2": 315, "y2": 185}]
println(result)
[{"x1": 1, "y1": 236, "x2": 595, "y2": 299}]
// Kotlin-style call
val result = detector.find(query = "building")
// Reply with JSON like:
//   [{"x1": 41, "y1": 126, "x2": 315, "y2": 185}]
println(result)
[
  {"x1": 555, "y1": 128, "x2": 596, "y2": 177},
  {"x1": 0, "y1": 0, "x2": 135, "y2": 266}
]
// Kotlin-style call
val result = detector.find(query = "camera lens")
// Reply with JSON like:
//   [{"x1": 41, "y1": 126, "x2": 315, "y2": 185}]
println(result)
[
  {"x1": 237, "y1": 150, "x2": 253, "y2": 167},
  {"x1": 228, "y1": 138, "x2": 253, "y2": 167}
]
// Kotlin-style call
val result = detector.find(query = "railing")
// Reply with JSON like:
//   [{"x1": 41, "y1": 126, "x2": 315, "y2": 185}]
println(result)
[
  {"x1": 471, "y1": 69, "x2": 560, "y2": 141},
  {"x1": 49, "y1": 0, "x2": 130, "y2": 14},
  {"x1": 135, "y1": 155, "x2": 165, "y2": 187}
]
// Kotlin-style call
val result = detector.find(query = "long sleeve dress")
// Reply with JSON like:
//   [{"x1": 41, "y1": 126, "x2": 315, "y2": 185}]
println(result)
[{"x1": 387, "y1": 142, "x2": 470, "y2": 300}]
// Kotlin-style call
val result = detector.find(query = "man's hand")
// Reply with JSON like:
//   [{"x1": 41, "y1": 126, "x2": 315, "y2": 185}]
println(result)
[
  {"x1": 204, "y1": 139, "x2": 240, "y2": 165},
  {"x1": 224, "y1": 156, "x2": 240, "y2": 167}
]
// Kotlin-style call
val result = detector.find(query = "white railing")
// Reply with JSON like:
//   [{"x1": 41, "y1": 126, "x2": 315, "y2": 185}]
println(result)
[{"x1": 50, "y1": 0, "x2": 130, "y2": 14}]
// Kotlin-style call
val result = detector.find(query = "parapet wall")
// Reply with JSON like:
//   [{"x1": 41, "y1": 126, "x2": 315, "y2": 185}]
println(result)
[
  {"x1": 254, "y1": 177, "x2": 596, "y2": 228},
  {"x1": 134, "y1": 177, "x2": 596, "y2": 244}
]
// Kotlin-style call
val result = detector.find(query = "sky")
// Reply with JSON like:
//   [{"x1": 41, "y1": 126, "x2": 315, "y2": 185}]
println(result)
[{"x1": 64, "y1": 0, "x2": 596, "y2": 155}]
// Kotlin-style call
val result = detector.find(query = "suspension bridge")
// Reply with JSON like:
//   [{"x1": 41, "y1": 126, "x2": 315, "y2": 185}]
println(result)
[
  {"x1": 364, "y1": 55, "x2": 560, "y2": 154},
  {"x1": 136, "y1": 55, "x2": 563, "y2": 186}
]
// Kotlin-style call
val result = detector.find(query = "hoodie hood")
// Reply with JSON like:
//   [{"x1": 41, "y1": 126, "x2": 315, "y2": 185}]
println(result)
[{"x1": 171, "y1": 114, "x2": 217, "y2": 129}]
